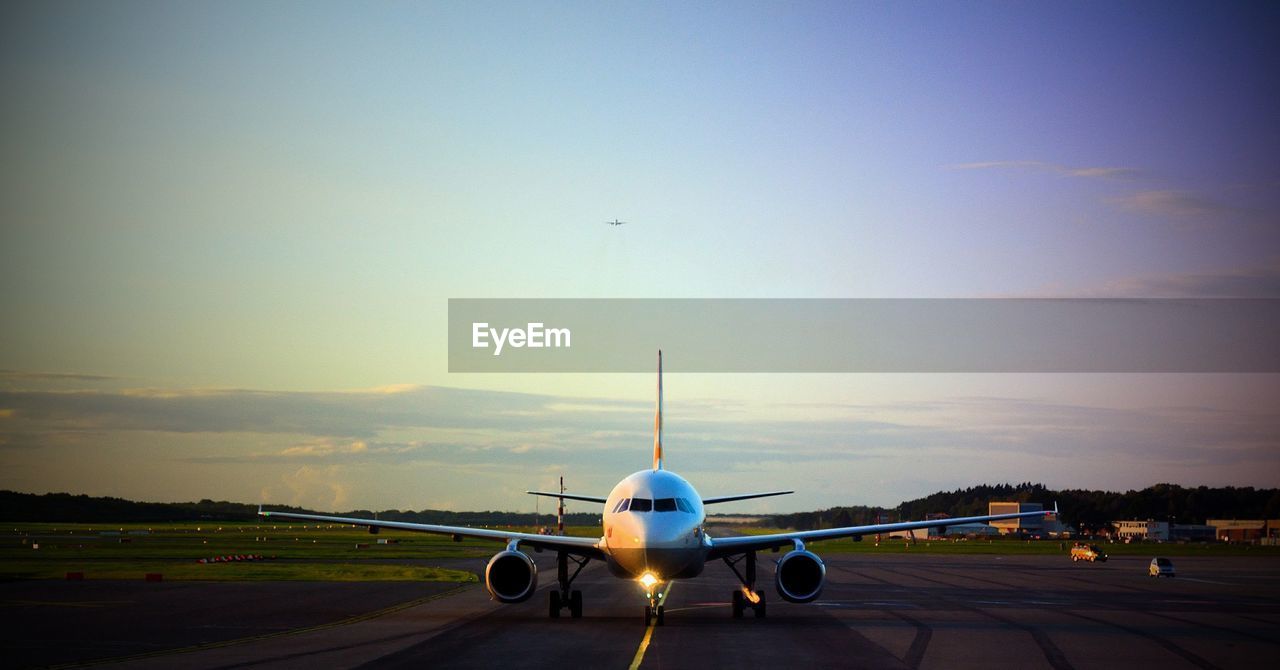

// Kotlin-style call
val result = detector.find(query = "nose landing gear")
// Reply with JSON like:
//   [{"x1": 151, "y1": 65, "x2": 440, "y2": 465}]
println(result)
[
  {"x1": 640, "y1": 573, "x2": 667, "y2": 626},
  {"x1": 644, "y1": 603, "x2": 665, "y2": 626},
  {"x1": 644, "y1": 594, "x2": 666, "y2": 626}
]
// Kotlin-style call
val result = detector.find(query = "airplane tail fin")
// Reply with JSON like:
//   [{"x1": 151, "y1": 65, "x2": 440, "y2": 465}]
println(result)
[{"x1": 653, "y1": 350, "x2": 663, "y2": 471}]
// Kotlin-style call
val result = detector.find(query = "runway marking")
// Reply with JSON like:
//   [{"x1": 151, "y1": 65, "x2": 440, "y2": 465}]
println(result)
[
  {"x1": 888, "y1": 609, "x2": 932, "y2": 670},
  {"x1": 42, "y1": 583, "x2": 474, "y2": 670},
  {"x1": 1064, "y1": 609, "x2": 1221, "y2": 670},
  {"x1": 1178, "y1": 577, "x2": 1231, "y2": 585},
  {"x1": 628, "y1": 580, "x2": 675, "y2": 670}
]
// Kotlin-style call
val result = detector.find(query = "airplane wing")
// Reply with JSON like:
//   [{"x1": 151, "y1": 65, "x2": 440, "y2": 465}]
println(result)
[
  {"x1": 702, "y1": 490, "x2": 794, "y2": 505},
  {"x1": 706, "y1": 503, "x2": 1057, "y2": 559},
  {"x1": 259, "y1": 509, "x2": 606, "y2": 559},
  {"x1": 526, "y1": 491, "x2": 608, "y2": 504}
]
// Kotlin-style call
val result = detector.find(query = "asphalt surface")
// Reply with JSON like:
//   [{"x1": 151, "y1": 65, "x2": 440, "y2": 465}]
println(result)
[{"x1": 4, "y1": 553, "x2": 1278, "y2": 669}]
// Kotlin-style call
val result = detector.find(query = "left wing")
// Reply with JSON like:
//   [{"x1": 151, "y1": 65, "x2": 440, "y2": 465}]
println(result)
[
  {"x1": 707, "y1": 503, "x2": 1057, "y2": 559},
  {"x1": 259, "y1": 508, "x2": 605, "y2": 560},
  {"x1": 703, "y1": 490, "x2": 793, "y2": 505}
]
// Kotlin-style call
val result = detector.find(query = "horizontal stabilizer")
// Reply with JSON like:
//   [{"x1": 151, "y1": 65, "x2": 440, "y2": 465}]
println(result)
[
  {"x1": 702, "y1": 490, "x2": 794, "y2": 505},
  {"x1": 526, "y1": 491, "x2": 608, "y2": 504}
]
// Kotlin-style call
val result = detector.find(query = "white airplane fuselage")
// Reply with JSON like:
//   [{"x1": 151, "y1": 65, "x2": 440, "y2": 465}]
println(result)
[{"x1": 602, "y1": 469, "x2": 708, "y2": 580}]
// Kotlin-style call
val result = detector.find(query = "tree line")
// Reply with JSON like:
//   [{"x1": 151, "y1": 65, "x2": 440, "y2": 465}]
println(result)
[
  {"x1": 773, "y1": 483, "x2": 1280, "y2": 534},
  {"x1": 0, "y1": 490, "x2": 598, "y2": 526},
  {"x1": 5, "y1": 483, "x2": 1278, "y2": 531}
]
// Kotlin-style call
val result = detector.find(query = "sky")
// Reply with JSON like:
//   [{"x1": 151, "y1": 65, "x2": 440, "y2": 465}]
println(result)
[{"x1": 2, "y1": 1, "x2": 1278, "y2": 514}]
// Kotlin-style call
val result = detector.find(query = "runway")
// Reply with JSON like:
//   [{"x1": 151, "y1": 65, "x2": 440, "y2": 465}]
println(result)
[{"x1": 5, "y1": 553, "x2": 1278, "y2": 669}]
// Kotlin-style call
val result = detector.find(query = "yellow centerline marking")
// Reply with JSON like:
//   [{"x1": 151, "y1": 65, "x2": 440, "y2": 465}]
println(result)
[{"x1": 628, "y1": 580, "x2": 675, "y2": 670}]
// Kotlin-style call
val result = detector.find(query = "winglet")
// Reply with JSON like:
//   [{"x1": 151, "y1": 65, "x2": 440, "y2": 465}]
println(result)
[
  {"x1": 653, "y1": 350, "x2": 664, "y2": 471},
  {"x1": 258, "y1": 504, "x2": 265, "y2": 517}
]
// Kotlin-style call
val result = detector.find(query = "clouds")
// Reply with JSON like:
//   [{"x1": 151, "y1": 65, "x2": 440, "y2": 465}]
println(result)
[
  {"x1": 269, "y1": 465, "x2": 351, "y2": 510},
  {"x1": 2, "y1": 375, "x2": 1277, "y2": 510},
  {"x1": 1107, "y1": 263, "x2": 1280, "y2": 298},
  {"x1": 1034, "y1": 260, "x2": 1280, "y2": 298},
  {"x1": 946, "y1": 161, "x2": 1139, "y2": 179},
  {"x1": 190, "y1": 438, "x2": 427, "y2": 465},
  {"x1": 0, "y1": 370, "x2": 119, "y2": 386},
  {"x1": 0, "y1": 385, "x2": 599, "y2": 439},
  {"x1": 947, "y1": 159, "x2": 1272, "y2": 230},
  {"x1": 1109, "y1": 190, "x2": 1242, "y2": 220}
]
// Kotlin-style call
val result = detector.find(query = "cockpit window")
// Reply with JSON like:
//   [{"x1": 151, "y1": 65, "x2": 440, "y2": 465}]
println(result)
[
  {"x1": 675, "y1": 497, "x2": 693, "y2": 513},
  {"x1": 654, "y1": 498, "x2": 678, "y2": 512},
  {"x1": 629, "y1": 497, "x2": 653, "y2": 512},
  {"x1": 611, "y1": 498, "x2": 630, "y2": 513}
]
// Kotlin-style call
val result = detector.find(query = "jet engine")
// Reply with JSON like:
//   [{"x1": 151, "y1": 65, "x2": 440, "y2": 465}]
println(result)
[
  {"x1": 774, "y1": 549, "x2": 826, "y2": 603},
  {"x1": 484, "y1": 550, "x2": 537, "y2": 603}
]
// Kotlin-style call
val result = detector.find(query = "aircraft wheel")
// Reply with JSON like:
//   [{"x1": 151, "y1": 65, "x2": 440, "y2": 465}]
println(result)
[
  {"x1": 656, "y1": 605, "x2": 665, "y2": 626},
  {"x1": 754, "y1": 593, "x2": 767, "y2": 618},
  {"x1": 549, "y1": 591, "x2": 561, "y2": 618},
  {"x1": 570, "y1": 590, "x2": 583, "y2": 618},
  {"x1": 644, "y1": 605, "x2": 653, "y2": 626},
  {"x1": 731, "y1": 590, "x2": 744, "y2": 618}
]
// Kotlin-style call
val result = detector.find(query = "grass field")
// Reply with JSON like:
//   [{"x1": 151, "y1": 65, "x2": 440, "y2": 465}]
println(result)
[
  {"x1": 0, "y1": 521, "x2": 502, "y2": 581},
  {"x1": 3, "y1": 521, "x2": 1272, "y2": 581},
  {"x1": 713, "y1": 526, "x2": 1277, "y2": 557}
]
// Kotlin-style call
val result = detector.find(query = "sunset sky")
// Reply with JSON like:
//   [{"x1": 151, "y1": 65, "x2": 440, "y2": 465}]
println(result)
[{"x1": 2, "y1": 2, "x2": 1278, "y2": 513}]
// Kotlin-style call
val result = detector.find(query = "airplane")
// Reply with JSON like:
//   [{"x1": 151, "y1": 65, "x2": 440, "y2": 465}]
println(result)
[
  {"x1": 605, "y1": 219, "x2": 626, "y2": 226},
  {"x1": 260, "y1": 351, "x2": 1056, "y2": 626}
]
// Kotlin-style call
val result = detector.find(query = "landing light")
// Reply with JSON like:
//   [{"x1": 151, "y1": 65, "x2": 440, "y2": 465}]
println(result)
[{"x1": 639, "y1": 572, "x2": 659, "y2": 589}]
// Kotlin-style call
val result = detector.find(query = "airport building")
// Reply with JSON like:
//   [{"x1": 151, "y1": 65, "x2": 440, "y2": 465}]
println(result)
[
  {"x1": 1170, "y1": 524, "x2": 1216, "y2": 542},
  {"x1": 988, "y1": 502, "x2": 1044, "y2": 535},
  {"x1": 1114, "y1": 520, "x2": 1169, "y2": 542},
  {"x1": 944, "y1": 522, "x2": 1000, "y2": 537},
  {"x1": 1208, "y1": 519, "x2": 1280, "y2": 543},
  {"x1": 887, "y1": 520, "x2": 1001, "y2": 539}
]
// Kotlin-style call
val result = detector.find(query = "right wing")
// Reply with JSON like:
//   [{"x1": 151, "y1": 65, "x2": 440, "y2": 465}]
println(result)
[
  {"x1": 707, "y1": 503, "x2": 1057, "y2": 559},
  {"x1": 526, "y1": 491, "x2": 608, "y2": 504},
  {"x1": 259, "y1": 508, "x2": 606, "y2": 560}
]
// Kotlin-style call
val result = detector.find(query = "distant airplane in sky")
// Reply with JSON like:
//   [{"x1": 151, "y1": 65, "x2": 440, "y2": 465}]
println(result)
[
  {"x1": 262, "y1": 352, "x2": 1054, "y2": 626},
  {"x1": 606, "y1": 219, "x2": 626, "y2": 226}
]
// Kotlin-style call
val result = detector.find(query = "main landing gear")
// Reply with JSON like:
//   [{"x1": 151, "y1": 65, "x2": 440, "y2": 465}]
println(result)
[
  {"x1": 549, "y1": 552, "x2": 588, "y2": 619},
  {"x1": 724, "y1": 551, "x2": 767, "y2": 619}
]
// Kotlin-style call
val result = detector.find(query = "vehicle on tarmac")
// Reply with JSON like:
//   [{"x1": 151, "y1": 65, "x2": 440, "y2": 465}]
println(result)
[
  {"x1": 1070, "y1": 543, "x2": 1107, "y2": 562},
  {"x1": 1149, "y1": 557, "x2": 1176, "y2": 577}
]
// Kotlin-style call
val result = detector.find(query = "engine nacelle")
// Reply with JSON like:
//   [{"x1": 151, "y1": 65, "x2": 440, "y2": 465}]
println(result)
[
  {"x1": 484, "y1": 550, "x2": 537, "y2": 603},
  {"x1": 774, "y1": 549, "x2": 826, "y2": 603}
]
